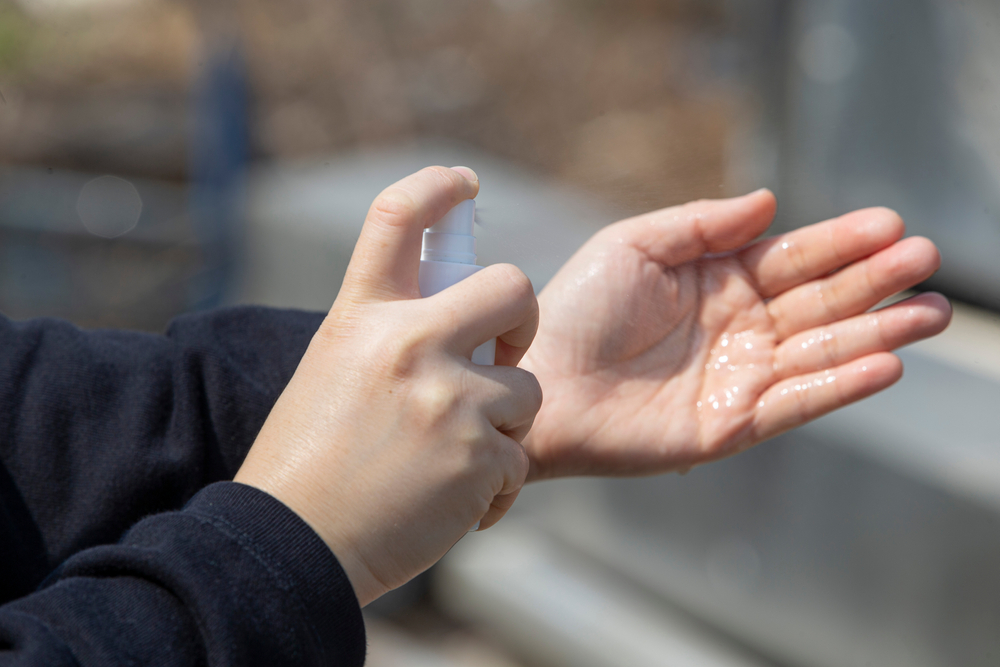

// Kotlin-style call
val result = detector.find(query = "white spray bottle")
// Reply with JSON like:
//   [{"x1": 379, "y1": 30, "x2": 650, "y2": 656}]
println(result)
[{"x1": 418, "y1": 199, "x2": 496, "y2": 365}]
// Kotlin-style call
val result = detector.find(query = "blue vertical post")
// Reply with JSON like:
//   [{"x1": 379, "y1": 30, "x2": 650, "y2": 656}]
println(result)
[{"x1": 188, "y1": 37, "x2": 250, "y2": 310}]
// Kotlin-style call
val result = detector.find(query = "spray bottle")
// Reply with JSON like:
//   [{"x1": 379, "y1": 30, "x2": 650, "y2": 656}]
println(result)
[{"x1": 418, "y1": 199, "x2": 496, "y2": 366}]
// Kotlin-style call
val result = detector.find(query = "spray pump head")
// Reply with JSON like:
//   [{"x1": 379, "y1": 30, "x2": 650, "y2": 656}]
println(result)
[{"x1": 420, "y1": 200, "x2": 477, "y2": 265}]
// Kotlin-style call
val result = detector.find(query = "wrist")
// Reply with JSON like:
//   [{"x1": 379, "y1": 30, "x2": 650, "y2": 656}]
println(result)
[
  {"x1": 177, "y1": 482, "x2": 367, "y2": 664},
  {"x1": 320, "y1": 540, "x2": 384, "y2": 607},
  {"x1": 234, "y1": 467, "x2": 385, "y2": 607}
]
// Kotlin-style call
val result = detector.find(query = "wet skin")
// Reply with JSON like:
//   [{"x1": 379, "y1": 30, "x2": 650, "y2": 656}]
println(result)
[{"x1": 520, "y1": 190, "x2": 950, "y2": 480}]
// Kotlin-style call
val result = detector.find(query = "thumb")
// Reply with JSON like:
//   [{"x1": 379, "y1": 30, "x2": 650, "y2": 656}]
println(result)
[
  {"x1": 341, "y1": 166, "x2": 479, "y2": 301},
  {"x1": 610, "y1": 189, "x2": 777, "y2": 267}
]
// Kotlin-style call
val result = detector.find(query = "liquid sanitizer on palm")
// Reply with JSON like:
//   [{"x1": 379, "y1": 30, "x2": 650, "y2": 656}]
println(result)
[{"x1": 418, "y1": 199, "x2": 496, "y2": 365}]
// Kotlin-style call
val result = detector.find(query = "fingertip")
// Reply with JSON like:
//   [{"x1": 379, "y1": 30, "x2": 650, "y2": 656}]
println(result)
[
  {"x1": 926, "y1": 291, "x2": 952, "y2": 318},
  {"x1": 730, "y1": 188, "x2": 778, "y2": 235},
  {"x1": 856, "y1": 352, "x2": 904, "y2": 386},
  {"x1": 733, "y1": 187, "x2": 778, "y2": 229},
  {"x1": 747, "y1": 187, "x2": 778, "y2": 216},
  {"x1": 422, "y1": 165, "x2": 480, "y2": 202},
  {"x1": 903, "y1": 236, "x2": 942, "y2": 273},
  {"x1": 906, "y1": 291, "x2": 952, "y2": 335},
  {"x1": 347, "y1": 166, "x2": 481, "y2": 299},
  {"x1": 889, "y1": 353, "x2": 905, "y2": 383},
  {"x1": 698, "y1": 188, "x2": 777, "y2": 251},
  {"x1": 882, "y1": 354, "x2": 904, "y2": 387},
  {"x1": 864, "y1": 206, "x2": 906, "y2": 242},
  {"x1": 450, "y1": 165, "x2": 479, "y2": 183}
]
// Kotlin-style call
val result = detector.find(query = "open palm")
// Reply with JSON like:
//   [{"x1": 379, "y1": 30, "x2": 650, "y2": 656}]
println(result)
[{"x1": 520, "y1": 190, "x2": 950, "y2": 480}]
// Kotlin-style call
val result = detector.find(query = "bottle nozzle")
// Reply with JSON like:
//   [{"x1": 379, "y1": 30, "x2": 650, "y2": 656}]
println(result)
[{"x1": 429, "y1": 199, "x2": 475, "y2": 235}]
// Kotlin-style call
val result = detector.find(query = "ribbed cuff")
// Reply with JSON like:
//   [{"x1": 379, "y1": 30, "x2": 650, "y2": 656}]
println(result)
[{"x1": 184, "y1": 482, "x2": 366, "y2": 667}]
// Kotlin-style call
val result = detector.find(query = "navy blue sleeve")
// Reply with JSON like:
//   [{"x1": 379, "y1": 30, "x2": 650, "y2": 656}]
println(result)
[
  {"x1": 0, "y1": 482, "x2": 366, "y2": 666},
  {"x1": 0, "y1": 307, "x2": 325, "y2": 602}
]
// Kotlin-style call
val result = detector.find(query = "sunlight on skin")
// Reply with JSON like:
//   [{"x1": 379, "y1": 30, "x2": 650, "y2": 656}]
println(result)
[{"x1": 519, "y1": 191, "x2": 951, "y2": 480}]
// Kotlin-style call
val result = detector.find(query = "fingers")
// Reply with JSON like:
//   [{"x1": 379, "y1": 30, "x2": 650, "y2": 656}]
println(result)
[
  {"x1": 494, "y1": 433, "x2": 530, "y2": 497},
  {"x1": 740, "y1": 207, "x2": 905, "y2": 298},
  {"x1": 428, "y1": 263, "x2": 539, "y2": 365},
  {"x1": 609, "y1": 189, "x2": 776, "y2": 267},
  {"x1": 473, "y1": 364, "x2": 544, "y2": 442},
  {"x1": 342, "y1": 166, "x2": 479, "y2": 300},
  {"x1": 475, "y1": 488, "x2": 521, "y2": 532},
  {"x1": 767, "y1": 236, "x2": 941, "y2": 340},
  {"x1": 475, "y1": 433, "x2": 528, "y2": 531},
  {"x1": 463, "y1": 374, "x2": 534, "y2": 533},
  {"x1": 753, "y1": 352, "x2": 903, "y2": 442},
  {"x1": 773, "y1": 293, "x2": 951, "y2": 379}
]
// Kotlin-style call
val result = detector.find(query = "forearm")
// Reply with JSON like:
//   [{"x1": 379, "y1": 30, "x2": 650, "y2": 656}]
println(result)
[
  {"x1": 0, "y1": 307, "x2": 324, "y2": 596},
  {"x1": 0, "y1": 483, "x2": 365, "y2": 666}
]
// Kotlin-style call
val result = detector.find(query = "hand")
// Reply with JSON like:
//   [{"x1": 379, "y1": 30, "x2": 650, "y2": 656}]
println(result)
[
  {"x1": 235, "y1": 166, "x2": 542, "y2": 606},
  {"x1": 520, "y1": 190, "x2": 950, "y2": 479}
]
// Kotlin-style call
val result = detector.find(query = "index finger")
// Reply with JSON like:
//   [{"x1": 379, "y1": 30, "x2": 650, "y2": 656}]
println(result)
[
  {"x1": 341, "y1": 166, "x2": 479, "y2": 301},
  {"x1": 426, "y1": 263, "x2": 539, "y2": 366},
  {"x1": 738, "y1": 207, "x2": 905, "y2": 298}
]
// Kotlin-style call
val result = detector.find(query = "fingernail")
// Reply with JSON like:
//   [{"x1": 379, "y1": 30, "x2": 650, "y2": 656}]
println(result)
[
  {"x1": 468, "y1": 520, "x2": 481, "y2": 532},
  {"x1": 450, "y1": 166, "x2": 478, "y2": 183}
]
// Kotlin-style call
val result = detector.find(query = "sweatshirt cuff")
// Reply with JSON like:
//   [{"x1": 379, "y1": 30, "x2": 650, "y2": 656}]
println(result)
[{"x1": 183, "y1": 481, "x2": 366, "y2": 666}]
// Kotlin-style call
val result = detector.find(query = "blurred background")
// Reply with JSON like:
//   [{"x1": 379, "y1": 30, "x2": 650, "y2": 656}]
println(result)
[{"x1": 1, "y1": 0, "x2": 999, "y2": 665}]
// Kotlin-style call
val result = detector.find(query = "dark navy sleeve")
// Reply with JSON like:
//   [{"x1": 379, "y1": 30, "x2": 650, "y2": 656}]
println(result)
[
  {"x1": 0, "y1": 482, "x2": 366, "y2": 667},
  {"x1": 0, "y1": 307, "x2": 325, "y2": 602}
]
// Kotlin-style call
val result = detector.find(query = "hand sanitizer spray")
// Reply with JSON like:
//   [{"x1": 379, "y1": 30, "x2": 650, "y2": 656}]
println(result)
[{"x1": 418, "y1": 199, "x2": 496, "y2": 365}]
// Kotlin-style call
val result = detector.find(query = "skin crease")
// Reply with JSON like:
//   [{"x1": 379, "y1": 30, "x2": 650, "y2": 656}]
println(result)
[{"x1": 519, "y1": 190, "x2": 951, "y2": 480}]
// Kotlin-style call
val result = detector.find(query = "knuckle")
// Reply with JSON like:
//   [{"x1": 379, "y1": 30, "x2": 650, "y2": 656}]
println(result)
[
  {"x1": 448, "y1": 425, "x2": 494, "y2": 482},
  {"x1": 522, "y1": 372, "x2": 544, "y2": 413},
  {"x1": 821, "y1": 278, "x2": 845, "y2": 320},
  {"x1": 787, "y1": 240, "x2": 809, "y2": 275},
  {"x1": 314, "y1": 315, "x2": 347, "y2": 348},
  {"x1": 487, "y1": 264, "x2": 536, "y2": 312},
  {"x1": 412, "y1": 375, "x2": 462, "y2": 423},
  {"x1": 861, "y1": 261, "x2": 881, "y2": 302},
  {"x1": 818, "y1": 329, "x2": 839, "y2": 365},
  {"x1": 772, "y1": 347, "x2": 788, "y2": 377},
  {"x1": 496, "y1": 263, "x2": 535, "y2": 297},
  {"x1": 369, "y1": 188, "x2": 417, "y2": 226},
  {"x1": 793, "y1": 381, "x2": 811, "y2": 420},
  {"x1": 510, "y1": 443, "x2": 530, "y2": 482},
  {"x1": 376, "y1": 324, "x2": 433, "y2": 379},
  {"x1": 874, "y1": 314, "x2": 891, "y2": 349},
  {"x1": 475, "y1": 428, "x2": 505, "y2": 463},
  {"x1": 313, "y1": 303, "x2": 363, "y2": 348}
]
